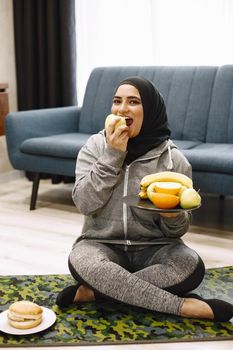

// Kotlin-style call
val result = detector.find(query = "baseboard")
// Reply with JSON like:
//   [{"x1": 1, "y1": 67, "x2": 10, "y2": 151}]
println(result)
[{"x1": 0, "y1": 170, "x2": 25, "y2": 183}]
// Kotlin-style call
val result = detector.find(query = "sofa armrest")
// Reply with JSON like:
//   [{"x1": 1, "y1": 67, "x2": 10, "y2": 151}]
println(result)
[{"x1": 5, "y1": 106, "x2": 81, "y2": 162}]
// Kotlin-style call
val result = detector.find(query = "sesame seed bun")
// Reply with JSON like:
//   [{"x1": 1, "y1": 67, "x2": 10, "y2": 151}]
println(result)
[{"x1": 8, "y1": 301, "x2": 43, "y2": 329}]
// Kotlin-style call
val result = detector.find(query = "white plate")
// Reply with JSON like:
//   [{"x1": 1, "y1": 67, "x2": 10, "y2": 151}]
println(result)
[{"x1": 0, "y1": 306, "x2": 56, "y2": 335}]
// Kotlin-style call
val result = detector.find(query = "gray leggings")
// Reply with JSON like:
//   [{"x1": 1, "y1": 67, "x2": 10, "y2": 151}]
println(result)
[{"x1": 68, "y1": 240, "x2": 205, "y2": 316}]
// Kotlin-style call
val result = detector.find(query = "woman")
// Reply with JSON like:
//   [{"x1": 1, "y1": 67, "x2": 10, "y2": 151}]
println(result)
[{"x1": 56, "y1": 77, "x2": 233, "y2": 322}]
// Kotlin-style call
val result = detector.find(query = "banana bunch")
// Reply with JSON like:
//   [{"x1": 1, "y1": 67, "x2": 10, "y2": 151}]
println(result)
[{"x1": 139, "y1": 171, "x2": 193, "y2": 200}]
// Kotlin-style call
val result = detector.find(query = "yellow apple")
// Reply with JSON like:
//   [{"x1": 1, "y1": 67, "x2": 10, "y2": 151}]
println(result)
[
  {"x1": 105, "y1": 114, "x2": 126, "y2": 130},
  {"x1": 180, "y1": 188, "x2": 201, "y2": 209}
]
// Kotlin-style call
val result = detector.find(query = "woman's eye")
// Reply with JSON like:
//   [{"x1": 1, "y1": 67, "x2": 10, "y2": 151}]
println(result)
[
  {"x1": 129, "y1": 99, "x2": 140, "y2": 105},
  {"x1": 113, "y1": 99, "x2": 121, "y2": 105}
]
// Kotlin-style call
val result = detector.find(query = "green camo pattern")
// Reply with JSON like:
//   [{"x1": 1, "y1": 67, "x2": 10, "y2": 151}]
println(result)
[{"x1": 0, "y1": 266, "x2": 232, "y2": 347}]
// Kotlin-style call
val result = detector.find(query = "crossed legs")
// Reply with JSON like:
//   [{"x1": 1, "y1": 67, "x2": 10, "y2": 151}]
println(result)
[
  {"x1": 56, "y1": 240, "x2": 233, "y2": 321},
  {"x1": 59, "y1": 240, "x2": 208, "y2": 315}
]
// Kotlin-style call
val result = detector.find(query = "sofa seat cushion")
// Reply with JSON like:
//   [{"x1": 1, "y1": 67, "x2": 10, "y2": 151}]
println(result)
[
  {"x1": 172, "y1": 140, "x2": 201, "y2": 150},
  {"x1": 182, "y1": 143, "x2": 233, "y2": 174},
  {"x1": 20, "y1": 133, "x2": 92, "y2": 159}
]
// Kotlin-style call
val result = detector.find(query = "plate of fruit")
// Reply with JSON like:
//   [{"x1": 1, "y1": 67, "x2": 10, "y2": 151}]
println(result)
[{"x1": 123, "y1": 171, "x2": 201, "y2": 213}]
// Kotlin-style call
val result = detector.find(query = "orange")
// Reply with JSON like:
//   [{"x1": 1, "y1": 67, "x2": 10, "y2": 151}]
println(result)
[
  {"x1": 154, "y1": 182, "x2": 182, "y2": 195},
  {"x1": 148, "y1": 192, "x2": 180, "y2": 209}
]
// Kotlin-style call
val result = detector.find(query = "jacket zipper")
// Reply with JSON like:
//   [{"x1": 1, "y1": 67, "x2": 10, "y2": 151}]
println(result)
[
  {"x1": 122, "y1": 150, "x2": 171, "y2": 249},
  {"x1": 123, "y1": 165, "x2": 130, "y2": 250}
]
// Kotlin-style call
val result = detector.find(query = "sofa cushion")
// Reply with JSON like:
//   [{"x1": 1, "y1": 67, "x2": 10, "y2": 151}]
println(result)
[
  {"x1": 182, "y1": 143, "x2": 233, "y2": 174},
  {"x1": 20, "y1": 133, "x2": 91, "y2": 159}
]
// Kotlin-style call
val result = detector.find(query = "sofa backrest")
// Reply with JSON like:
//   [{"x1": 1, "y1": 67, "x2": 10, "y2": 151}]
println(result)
[
  {"x1": 207, "y1": 65, "x2": 233, "y2": 143},
  {"x1": 78, "y1": 65, "x2": 233, "y2": 143}
]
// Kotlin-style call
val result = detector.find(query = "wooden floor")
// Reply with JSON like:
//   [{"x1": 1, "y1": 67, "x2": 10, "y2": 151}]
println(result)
[{"x1": 0, "y1": 177, "x2": 232, "y2": 350}]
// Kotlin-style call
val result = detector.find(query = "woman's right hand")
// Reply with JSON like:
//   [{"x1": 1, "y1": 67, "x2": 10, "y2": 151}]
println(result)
[{"x1": 105, "y1": 117, "x2": 129, "y2": 152}]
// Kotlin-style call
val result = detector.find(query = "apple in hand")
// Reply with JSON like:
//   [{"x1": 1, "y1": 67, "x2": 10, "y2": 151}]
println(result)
[
  {"x1": 180, "y1": 188, "x2": 201, "y2": 209},
  {"x1": 105, "y1": 114, "x2": 126, "y2": 130}
]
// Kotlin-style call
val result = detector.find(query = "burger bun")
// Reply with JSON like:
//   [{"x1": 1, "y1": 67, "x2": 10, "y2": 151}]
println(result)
[{"x1": 7, "y1": 301, "x2": 43, "y2": 329}]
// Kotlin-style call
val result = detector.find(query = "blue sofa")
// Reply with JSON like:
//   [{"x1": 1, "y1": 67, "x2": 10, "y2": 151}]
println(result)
[{"x1": 5, "y1": 65, "x2": 233, "y2": 209}]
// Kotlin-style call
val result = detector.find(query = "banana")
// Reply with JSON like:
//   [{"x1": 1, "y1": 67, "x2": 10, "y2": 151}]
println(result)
[
  {"x1": 140, "y1": 171, "x2": 193, "y2": 190},
  {"x1": 146, "y1": 182, "x2": 157, "y2": 194},
  {"x1": 139, "y1": 189, "x2": 148, "y2": 199}
]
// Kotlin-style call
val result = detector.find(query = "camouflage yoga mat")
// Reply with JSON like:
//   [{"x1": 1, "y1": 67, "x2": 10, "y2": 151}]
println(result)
[{"x1": 0, "y1": 266, "x2": 233, "y2": 347}]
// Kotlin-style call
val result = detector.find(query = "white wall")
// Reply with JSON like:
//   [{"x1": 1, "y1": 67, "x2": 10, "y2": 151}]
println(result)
[{"x1": 0, "y1": 0, "x2": 18, "y2": 175}]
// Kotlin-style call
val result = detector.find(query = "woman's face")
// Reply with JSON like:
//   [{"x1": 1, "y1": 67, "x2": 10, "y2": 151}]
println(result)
[{"x1": 111, "y1": 84, "x2": 144, "y2": 138}]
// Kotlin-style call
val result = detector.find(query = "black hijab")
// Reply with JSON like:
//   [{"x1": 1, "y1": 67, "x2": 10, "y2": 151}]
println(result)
[{"x1": 114, "y1": 77, "x2": 171, "y2": 164}]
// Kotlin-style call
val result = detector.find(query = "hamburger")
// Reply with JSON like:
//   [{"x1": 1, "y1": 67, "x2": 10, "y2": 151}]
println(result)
[{"x1": 7, "y1": 300, "x2": 43, "y2": 329}]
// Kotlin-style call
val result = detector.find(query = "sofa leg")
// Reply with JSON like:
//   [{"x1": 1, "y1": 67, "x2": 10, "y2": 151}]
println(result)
[{"x1": 30, "y1": 173, "x2": 40, "y2": 210}]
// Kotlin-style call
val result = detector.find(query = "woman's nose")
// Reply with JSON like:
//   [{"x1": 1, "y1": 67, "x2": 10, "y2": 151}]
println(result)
[{"x1": 118, "y1": 101, "x2": 128, "y2": 115}]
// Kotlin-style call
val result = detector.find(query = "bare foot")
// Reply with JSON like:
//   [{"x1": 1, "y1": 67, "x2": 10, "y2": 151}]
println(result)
[
  {"x1": 180, "y1": 298, "x2": 214, "y2": 319},
  {"x1": 73, "y1": 285, "x2": 95, "y2": 303}
]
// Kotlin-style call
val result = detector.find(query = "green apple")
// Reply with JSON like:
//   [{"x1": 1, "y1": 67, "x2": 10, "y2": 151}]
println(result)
[
  {"x1": 180, "y1": 188, "x2": 201, "y2": 209},
  {"x1": 105, "y1": 114, "x2": 126, "y2": 130}
]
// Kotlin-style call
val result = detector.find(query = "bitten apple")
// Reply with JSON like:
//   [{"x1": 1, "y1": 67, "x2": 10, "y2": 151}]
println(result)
[{"x1": 105, "y1": 114, "x2": 126, "y2": 130}]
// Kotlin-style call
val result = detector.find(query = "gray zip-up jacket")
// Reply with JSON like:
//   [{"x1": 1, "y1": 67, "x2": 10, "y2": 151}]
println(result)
[{"x1": 72, "y1": 131, "x2": 192, "y2": 246}]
